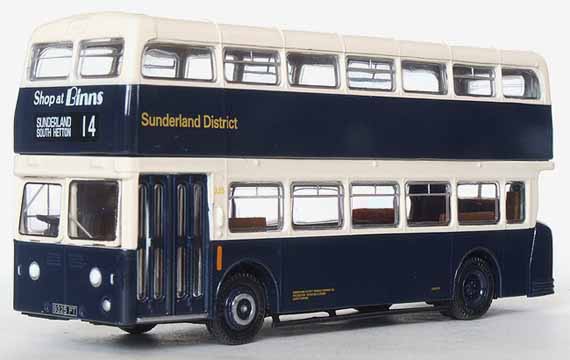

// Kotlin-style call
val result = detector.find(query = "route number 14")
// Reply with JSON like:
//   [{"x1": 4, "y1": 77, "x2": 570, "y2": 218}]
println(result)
[{"x1": 82, "y1": 115, "x2": 97, "y2": 138}]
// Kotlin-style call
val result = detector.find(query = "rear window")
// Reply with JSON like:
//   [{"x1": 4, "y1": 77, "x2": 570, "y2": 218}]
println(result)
[
  {"x1": 30, "y1": 42, "x2": 73, "y2": 80},
  {"x1": 142, "y1": 43, "x2": 214, "y2": 81},
  {"x1": 79, "y1": 38, "x2": 124, "y2": 78}
]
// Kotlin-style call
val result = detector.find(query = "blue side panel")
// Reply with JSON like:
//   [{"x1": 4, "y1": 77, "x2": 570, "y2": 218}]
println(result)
[
  {"x1": 210, "y1": 239, "x2": 283, "y2": 313},
  {"x1": 14, "y1": 85, "x2": 553, "y2": 160},
  {"x1": 501, "y1": 229, "x2": 535, "y2": 296},
  {"x1": 451, "y1": 228, "x2": 534, "y2": 297},
  {"x1": 211, "y1": 228, "x2": 544, "y2": 316},
  {"x1": 13, "y1": 240, "x2": 137, "y2": 326},
  {"x1": 136, "y1": 85, "x2": 553, "y2": 160},
  {"x1": 280, "y1": 233, "x2": 453, "y2": 313},
  {"x1": 528, "y1": 222, "x2": 554, "y2": 296}
]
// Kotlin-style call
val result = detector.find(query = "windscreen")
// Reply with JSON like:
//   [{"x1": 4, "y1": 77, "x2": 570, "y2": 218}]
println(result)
[
  {"x1": 68, "y1": 181, "x2": 119, "y2": 241},
  {"x1": 19, "y1": 183, "x2": 62, "y2": 237}
]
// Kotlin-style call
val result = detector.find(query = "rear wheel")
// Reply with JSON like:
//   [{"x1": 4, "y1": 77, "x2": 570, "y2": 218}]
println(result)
[
  {"x1": 207, "y1": 273, "x2": 266, "y2": 345},
  {"x1": 449, "y1": 257, "x2": 495, "y2": 320},
  {"x1": 119, "y1": 324, "x2": 156, "y2": 335}
]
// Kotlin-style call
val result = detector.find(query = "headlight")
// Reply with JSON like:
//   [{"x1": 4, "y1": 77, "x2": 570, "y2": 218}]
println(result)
[
  {"x1": 89, "y1": 267, "x2": 102, "y2": 288},
  {"x1": 29, "y1": 261, "x2": 40, "y2": 281},
  {"x1": 101, "y1": 298, "x2": 112, "y2": 313}
]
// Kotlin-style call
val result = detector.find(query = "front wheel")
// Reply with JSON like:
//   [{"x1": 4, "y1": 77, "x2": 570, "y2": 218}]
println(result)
[
  {"x1": 207, "y1": 273, "x2": 266, "y2": 345},
  {"x1": 449, "y1": 257, "x2": 495, "y2": 320}
]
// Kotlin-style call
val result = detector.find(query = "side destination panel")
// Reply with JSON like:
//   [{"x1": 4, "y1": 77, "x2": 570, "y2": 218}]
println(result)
[
  {"x1": 136, "y1": 85, "x2": 553, "y2": 160},
  {"x1": 14, "y1": 84, "x2": 553, "y2": 160}
]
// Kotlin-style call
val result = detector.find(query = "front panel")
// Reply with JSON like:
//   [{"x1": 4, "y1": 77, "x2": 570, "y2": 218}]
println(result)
[{"x1": 13, "y1": 240, "x2": 137, "y2": 325}]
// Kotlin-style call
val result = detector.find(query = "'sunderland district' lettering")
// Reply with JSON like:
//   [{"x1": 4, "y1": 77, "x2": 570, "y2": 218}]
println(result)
[{"x1": 141, "y1": 112, "x2": 239, "y2": 130}]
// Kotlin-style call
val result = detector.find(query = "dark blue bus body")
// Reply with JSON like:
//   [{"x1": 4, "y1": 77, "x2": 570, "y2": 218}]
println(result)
[
  {"x1": 13, "y1": 84, "x2": 554, "y2": 326},
  {"x1": 13, "y1": 224, "x2": 554, "y2": 324}
]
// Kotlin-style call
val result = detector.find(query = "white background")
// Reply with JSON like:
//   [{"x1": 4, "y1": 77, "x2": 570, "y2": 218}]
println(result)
[{"x1": 0, "y1": 1, "x2": 568, "y2": 358}]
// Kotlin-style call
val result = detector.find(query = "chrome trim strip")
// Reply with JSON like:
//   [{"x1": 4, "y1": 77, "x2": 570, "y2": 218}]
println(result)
[{"x1": 136, "y1": 313, "x2": 208, "y2": 324}]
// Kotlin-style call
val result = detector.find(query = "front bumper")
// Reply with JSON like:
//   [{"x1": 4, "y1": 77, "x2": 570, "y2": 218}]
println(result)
[{"x1": 13, "y1": 240, "x2": 137, "y2": 326}]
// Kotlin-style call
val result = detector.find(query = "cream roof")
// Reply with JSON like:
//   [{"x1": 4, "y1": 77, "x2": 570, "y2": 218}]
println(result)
[{"x1": 30, "y1": 11, "x2": 547, "y2": 69}]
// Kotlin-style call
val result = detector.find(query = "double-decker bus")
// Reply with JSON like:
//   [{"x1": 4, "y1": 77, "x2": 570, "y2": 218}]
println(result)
[{"x1": 13, "y1": 12, "x2": 554, "y2": 345}]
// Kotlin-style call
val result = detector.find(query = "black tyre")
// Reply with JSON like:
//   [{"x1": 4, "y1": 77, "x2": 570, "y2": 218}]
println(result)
[
  {"x1": 449, "y1": 257, "x2": 495, "y2": 320},
  {"x1": 119, "y1": 324, "x2": 156, "y2": 335},
  {"x1": 207, "y1": 273, "x2": 266, "y2": 345},
  {"x1": 356, "y1": 304, "x2": 391, "y2": 313}
]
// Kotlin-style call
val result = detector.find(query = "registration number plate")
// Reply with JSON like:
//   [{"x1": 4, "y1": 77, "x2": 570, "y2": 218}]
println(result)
[{"x1": 52, "y1": 303, "x2": 78, "y2": 317}]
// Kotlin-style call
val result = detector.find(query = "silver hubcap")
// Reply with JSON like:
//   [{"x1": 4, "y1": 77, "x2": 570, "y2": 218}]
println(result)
[{"x1": 230, "y1": 293, "x2": 256, "y2": 326}]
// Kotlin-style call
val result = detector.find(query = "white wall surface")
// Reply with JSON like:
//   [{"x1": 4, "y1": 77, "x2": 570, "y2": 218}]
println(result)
[{"x1": 0, "y1": 1, "x2": 567, "y2": 358}]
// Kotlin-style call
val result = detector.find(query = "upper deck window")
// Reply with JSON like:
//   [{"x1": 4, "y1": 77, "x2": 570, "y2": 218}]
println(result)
[
  {"x1": 224, "y1": 49, "x2": 280, "y2": 85},
  {"x1": 142, "y1": 44, "x2": 214, "y2": 81},
  {"x1": 453, "y1": 65, "x2": 495, "y2": 97},
  {"x1": 502, "y1": 68, "x2": 540, "y2": 99},
  {"x1": 79, "y1": 38, "x2": 124, "y2": 78},
  {"x1": 287, "y1": 53, "x2": 339, "y2": 88},
  {"x1": 347, "y1": 57, "x2": 395, "y2": 91},
  {"x1": 402, "y1": 61, "x2": 448, "y2": 95},
  {"x1": 30, "y1": 42, "x2": 73, "y2": 80}
]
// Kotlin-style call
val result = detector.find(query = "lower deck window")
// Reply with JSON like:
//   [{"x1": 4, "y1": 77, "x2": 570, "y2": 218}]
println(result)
[
  {"x1": 351, "y1": 183, "x2": 399, "y2": 227},
  {"x1": 406, "y1": 182, "x2": 450, "y2": 226},
  {"x1": 229, "y1": 183, "x2": 284, "y2": 232},
  {"x1": 19, "y1": 183, "x2": 62, "y2": 237},
  {"x1": 68, "y1": 181, "x2": 119, "y2": 241},
  {"x1": 506, "y1": 182, "x2": 525, "y2": 223},
  {"x1": 457, "y1": 183, "x2": 499, "y2": 224},
  {"x1": 292, "y1": 183, "x2": 343, "y2": 229}
]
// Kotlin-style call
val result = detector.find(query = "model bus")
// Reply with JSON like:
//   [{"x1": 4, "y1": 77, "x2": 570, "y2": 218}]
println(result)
[{"x1": 13, "y1": 12, "x2": 554, "y2": 345}]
